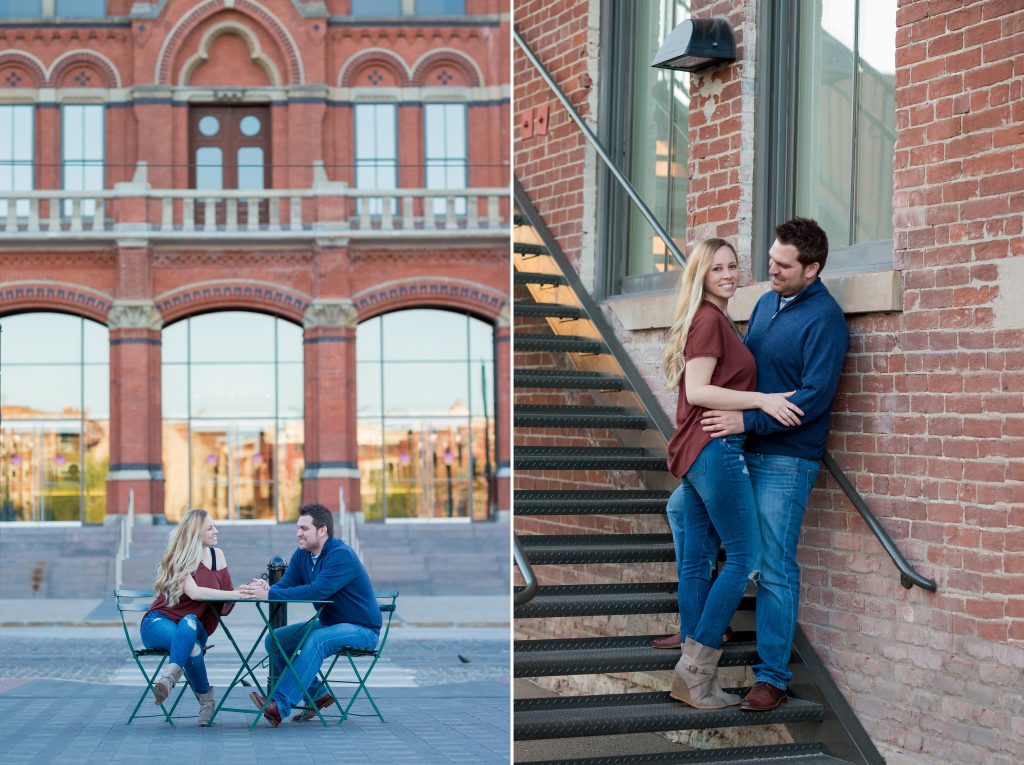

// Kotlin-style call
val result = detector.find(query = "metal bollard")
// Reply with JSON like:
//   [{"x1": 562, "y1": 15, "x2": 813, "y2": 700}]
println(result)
[{"x1": 266, "y1": 555, "x2": 287, "y2": 687}]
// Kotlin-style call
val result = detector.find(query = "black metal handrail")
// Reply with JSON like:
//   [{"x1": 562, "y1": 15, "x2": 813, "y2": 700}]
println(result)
[
  {"x1": 513, "y1": 27, "x2": 686, "y2": 269},
  {"x1": 513, "y1": 28, "x2": 936, "y2": 595},
  {"x1": 513, "y1": 534, "x2": 539, "y2": 606}
]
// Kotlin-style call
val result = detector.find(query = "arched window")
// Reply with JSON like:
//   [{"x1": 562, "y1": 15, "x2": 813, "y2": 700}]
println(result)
[
  {"x1": 161, "y1": 312, "x2": 303, "y2": 522},
  {"x1": 357, "y1": 309, "x2": 495, "y2": 521},
  {"x1": 0, "y1": 312, "x2": 109, "y2": 523}
]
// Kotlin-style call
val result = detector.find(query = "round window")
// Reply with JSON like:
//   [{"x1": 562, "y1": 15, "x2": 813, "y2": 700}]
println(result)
[
  {"x1": 198, "y1": 115, "x2": 220, "y2": 136},
  {"x1": 240, "y1": 115, "x2": 261, "y2": 137}
]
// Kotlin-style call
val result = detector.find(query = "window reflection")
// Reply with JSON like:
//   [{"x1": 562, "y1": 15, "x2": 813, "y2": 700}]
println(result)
[
  {"x1": 354, "y1": 104, "x2": 397, "y2": 215},
  {"x1": 357, "y1": 310, "x2": 495, "y2": 522},
  {"x1": 0, "y1": 313, "x2": 109, "y2": 523},
  {"x1": 161, "y1": 312, "x2": 304, "y2": 522}
]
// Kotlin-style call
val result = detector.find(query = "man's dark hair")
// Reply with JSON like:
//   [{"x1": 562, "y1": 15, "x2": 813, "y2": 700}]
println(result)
[
  {"x1": 776, "y1": 217, "x2": 829, "y2": 273},
  {"x1": 299, "y1": 503, "x2": 334, "y2": 538}
]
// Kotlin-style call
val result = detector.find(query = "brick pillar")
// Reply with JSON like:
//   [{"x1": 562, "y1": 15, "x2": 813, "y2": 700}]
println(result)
[
  {"x1": 301, "y1": 299, "x2": 361, "y2": 517},
  {"x1": 494, "y1": 305, "x2": 511, "y2": 519},
  {"x1": 106, "y1": 299, "x2": 164, "y2": 524}
]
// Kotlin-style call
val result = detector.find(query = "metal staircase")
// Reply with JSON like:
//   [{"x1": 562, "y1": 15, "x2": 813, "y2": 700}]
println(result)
[{"x1": 512, "y1": 193, "x2": 885, "y2": 765}]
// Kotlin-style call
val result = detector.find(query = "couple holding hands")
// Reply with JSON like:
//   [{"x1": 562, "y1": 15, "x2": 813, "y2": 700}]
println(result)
[{"x1": 139, "y1": 502, "x2": 380, "y2": 727}]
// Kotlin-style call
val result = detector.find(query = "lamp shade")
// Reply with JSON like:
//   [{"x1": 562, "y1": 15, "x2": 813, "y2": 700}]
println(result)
[{"x1": 651, "y1": 17, "x2": 736, "y2": 72}]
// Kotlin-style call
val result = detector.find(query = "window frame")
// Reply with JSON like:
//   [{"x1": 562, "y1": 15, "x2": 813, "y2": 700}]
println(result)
[
  {"x1": 353, "y1": 102, "x2": 399, "y2": 216},
  {"x1": 423, "y1": 102, "x2": 468, "y2": 216}
]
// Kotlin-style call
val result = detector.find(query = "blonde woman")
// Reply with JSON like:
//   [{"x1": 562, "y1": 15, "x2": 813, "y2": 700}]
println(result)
[
  {"x1": 142, "y1": 508, "x2": 246, "y2": 726},
  {"x1": 661, "y1": 239, "x2": 801, "y2": 709}
]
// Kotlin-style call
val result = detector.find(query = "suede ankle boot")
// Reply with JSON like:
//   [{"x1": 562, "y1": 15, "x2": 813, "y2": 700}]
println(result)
[
  {"x1": 196, "y1": 688, "x2": 216, "y2": 726},
  {"x1": 670, "y1": 637, "x2": 741, "y2": 709},
  {"x1": 153, "y1": 663, "x2": 183, "y2": 705}
]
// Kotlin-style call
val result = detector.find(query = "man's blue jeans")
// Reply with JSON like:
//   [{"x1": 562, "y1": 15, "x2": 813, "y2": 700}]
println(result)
[
  {"x1": 667, "y1": 435, "x2": 761, "y2": 648},
  {"x1": 140, "y1": 611, "x2": 210, "y2": 694},
  {"x1": 746, "y1": 452, "x2": 820, "y2": 690},
  {"x1": 265, "y1": 618, "x2": 379, "y2": 718}
]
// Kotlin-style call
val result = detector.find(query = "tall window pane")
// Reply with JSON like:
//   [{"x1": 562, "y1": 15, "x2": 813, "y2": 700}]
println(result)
[
  {"x1": 0, "y1": 105, "x2": 34, "y2": 217},
  {"x1": 161, "y1": 312, "x2": 304, "y2": 522},
  {"x1": 354, "y1": 104, "x2": 397, "y2": 215},
  {"x1": 794, "y1": 0, "x2": 896, "y2": 249},
  {"x1": 425, "y1": 103, "x2": 467, "y2": 215},
  {"x1": 63, "y1": 104, "x2": 104, "y2": 217},
  {"x1": 0, "y1": 313, "x2": 109, "y2": 523},
  {"x1": 357, "y1": 310, "x2": 496, "y2": 522}
]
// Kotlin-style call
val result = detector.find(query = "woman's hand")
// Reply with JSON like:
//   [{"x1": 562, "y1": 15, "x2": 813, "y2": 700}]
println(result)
[{"x1": 758, "y1": 391, "x2": 803, "y2": 427}]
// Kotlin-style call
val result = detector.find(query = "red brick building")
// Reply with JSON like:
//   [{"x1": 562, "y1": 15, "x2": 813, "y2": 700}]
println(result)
[
  {"x1": 514, "y1": 1, "x2": 1023, "y2": 763},
  {"x1": 0, "y1": 0, "x2": 510, "y2": 526}
]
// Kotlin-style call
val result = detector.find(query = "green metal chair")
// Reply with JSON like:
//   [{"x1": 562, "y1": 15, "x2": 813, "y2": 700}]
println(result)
[
  {"x1": 114, "y1": 589, "x2": 212, "y2": 726},
  {"x1": 293, "y1": 590, "x2": 399, "y2": 724}
]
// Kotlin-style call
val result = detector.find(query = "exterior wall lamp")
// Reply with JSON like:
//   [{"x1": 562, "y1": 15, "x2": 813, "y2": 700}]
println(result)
[{"x1": 651, "y1": 17, "x2": 737, "y2": 72}]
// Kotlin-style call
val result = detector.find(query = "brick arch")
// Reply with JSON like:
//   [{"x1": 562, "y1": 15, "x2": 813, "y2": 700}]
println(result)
[
  {"x1": 338, "y1": 49, "x2": 411, "y2": 88},
  {"x1": 154, "y1": 281, "x2": 311, "y2": 325},
  {"x1": 352, "y1": 278, "x2": 505, "y2": 324},
  {"x1": 0, "y1": 52, "x2": 47, "y2": 88},
  {"x1": 155, "y1": 0, "x2": 303, "y2": 85},
  {"x1": 410, "y1": 49, "x2": 482, "y2": 88},
  {"x1": 0, "y1": 281, "x2": 113, "y2": 324},
  {"x1": 49, "y1": 50, "x2": 121, "y2": 88}
]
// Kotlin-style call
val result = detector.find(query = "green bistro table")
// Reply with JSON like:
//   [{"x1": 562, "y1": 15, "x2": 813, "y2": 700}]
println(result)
[{"x1": 203, "y1": 597, "x2": 334, "y2": 729}]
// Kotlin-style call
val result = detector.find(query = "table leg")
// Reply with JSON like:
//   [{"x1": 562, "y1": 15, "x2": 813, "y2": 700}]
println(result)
[{"x1": 205, "y1": 606, "x2": 270, "y2": 726}]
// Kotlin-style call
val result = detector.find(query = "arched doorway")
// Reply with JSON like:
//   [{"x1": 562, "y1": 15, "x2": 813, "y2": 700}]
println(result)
[
  {"x1": 356, "y1": 309, "x2": 495, "y2": 521},
  {"x1": 161, "y1": 311, "x2": 303, "y2": 522}
]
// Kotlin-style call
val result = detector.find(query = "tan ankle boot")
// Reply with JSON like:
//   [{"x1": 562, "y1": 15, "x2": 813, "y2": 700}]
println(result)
[
  {"x1": 196, "y1": 688, "x2": 216, "y2": 726},
  {"x1": 153, "y1": 663, "x2": 183, "y2": 705},
  {"x1": 670, "y1": 637, "x2": 741, "y2": 709}
]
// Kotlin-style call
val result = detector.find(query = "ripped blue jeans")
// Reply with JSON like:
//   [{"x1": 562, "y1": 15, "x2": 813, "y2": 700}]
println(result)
[
  {"x1": 669, "y1": 434, "x2": 761, "y2": 649},
  {"x1": 140, "y1": 611, "x2": 210, "y2": 694}
]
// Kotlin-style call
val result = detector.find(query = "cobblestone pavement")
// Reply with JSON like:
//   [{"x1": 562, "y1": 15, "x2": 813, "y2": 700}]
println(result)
[{"x1": 0, "y1": 626, "x2": 510, "y2": 764}]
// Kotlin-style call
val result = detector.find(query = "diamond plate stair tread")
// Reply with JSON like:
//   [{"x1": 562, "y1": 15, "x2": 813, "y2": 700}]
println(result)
[
  {"x1": 515, "y1": 446, "x2": 668, "y2": 471},
  {"x1": 513, "y1": 370, "x2": 628, "y2": 390},
  {"x1": 515, "y1": 242, "x2": 549, "y2": 255},
  {"x1": 513, "y1": 489, "x2": 670, "y2": 515},
  {"x1": 515, "y1": 742, "x2": 853, "y2": 765},
  {"x1": 514, "y1": 691, "x2": 824, "y2": 740},
  {"x1": 513, "y1": 583, "x2": 754, "y2": 618},
  {"x1": 515, "y1": 405, "x2": 650, "y2": 429},
  {"x1": 514, "y1": 272, "x2": 567, "y2": 286},
  {"x1": 513, "y1": 634, "x2": 760, "y2": 677},
  {"x1": 515, "y1": 334, "x2": 608, "y2": 353},
  {"x1": 515, "y1": 302, "x2": 587, "y2": 319},
  {"x1": 517, "y1": 534, "x2": 675, "y2": 564}
]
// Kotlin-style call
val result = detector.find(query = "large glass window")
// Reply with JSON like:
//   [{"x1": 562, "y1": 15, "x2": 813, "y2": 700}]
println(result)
[
  {"x1": 424, "y1": 103, "x2": 467, "y2": 215},
  {"x1": 354, "y1": 104, "x2": 397, "y2": 215},
  {"x1": 357, "y1": 310, "x2": 496, "y2": 522},
  {"x1": 0, "y1": 105, "x2": 34, "y2": 217},
  {"x1": 794, "y1": 0, "x2": 895, "y2": 251},
  {"x1": 600, "y1": 0, "x2": 689, "y2": 293},
  {"x1": 62, "y1": 104, "x2": 104, "y2": 217},
  {"x1": 0, "y1": 313, "x2": 109, "y2": 523},
  {"x1": 161, "y1": 312, "x2": 303, "y2": 523}
]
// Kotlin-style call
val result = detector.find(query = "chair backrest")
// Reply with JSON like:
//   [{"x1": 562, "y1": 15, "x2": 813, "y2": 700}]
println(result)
[
  {"x1": 114, "y1": 589, "x2": 155, "y2": 651},
  {"x1": 374, "y1": 590, "x2": 399, "y2": 652}
]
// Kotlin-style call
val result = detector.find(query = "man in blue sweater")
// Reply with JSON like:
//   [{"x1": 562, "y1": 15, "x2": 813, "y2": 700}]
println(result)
[
  {"x1": 241, "y1": 503, "x2": 381, "y2": 726},
  {"x1": 701, "y1": 217, "x2": 848, "y2": 712}
]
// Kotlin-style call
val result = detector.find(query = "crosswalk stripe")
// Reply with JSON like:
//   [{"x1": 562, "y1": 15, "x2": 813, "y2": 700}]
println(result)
[{"x1": 108, "y1": 660, "x2": 417, "y2": 688}]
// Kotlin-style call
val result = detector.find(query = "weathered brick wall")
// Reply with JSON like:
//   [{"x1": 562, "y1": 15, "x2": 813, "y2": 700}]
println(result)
[{"x1": 515, "y1": 0, "x2": 1024, "y2": 762}]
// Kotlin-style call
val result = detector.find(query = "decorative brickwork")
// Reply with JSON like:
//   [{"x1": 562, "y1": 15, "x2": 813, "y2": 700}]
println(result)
[
  {"x1": 0, "y1": 52, "x2": 46, "y2": 88},
  {"x1": 154, "y1": 281, "x2": 311, "y2": 324},
  {"x1": 339, "y1": 49, "x2": 411, "y2": 87},
  {"x1": 49, "y1": 50, "x2": 121, "y2": 89}
]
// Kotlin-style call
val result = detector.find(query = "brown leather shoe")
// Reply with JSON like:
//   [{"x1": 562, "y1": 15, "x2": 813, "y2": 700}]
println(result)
[
  {"x1": 292, "y1": 693, "x2": 334, "y2": 722},
  {"x1": 739, "y1": 681, "x2": 788, "y2": 712},
  {"x1": 651, "y1": 632, "x2": 681, "y2": 650},
  {"x1": 249, "y1": 691, "x2": 282, "y2": 727}
]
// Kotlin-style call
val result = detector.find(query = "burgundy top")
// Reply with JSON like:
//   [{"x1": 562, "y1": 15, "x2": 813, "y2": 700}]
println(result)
[
  {"x1": 666, "y1": 301, "x2": 757, "y2": 478},
  {"x1": 145, "y1": 547, "x2": 235, "y2": 636}
]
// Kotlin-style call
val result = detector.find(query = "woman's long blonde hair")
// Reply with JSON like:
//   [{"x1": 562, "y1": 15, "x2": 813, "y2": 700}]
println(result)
[
  {"x1": 153, "y1": 508, "x2": 209, "y2": 607},
  {"x1": 663, "y1": 238, "x2": 738, "y2": 388}
]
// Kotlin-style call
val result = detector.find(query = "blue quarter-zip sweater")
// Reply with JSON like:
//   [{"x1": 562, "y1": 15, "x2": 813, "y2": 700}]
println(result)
[
  {"x1": 741, "y1": 278, "x2": 849, "y2": 460},
  {"x1": 269, "y1": 536, "x2": 382, "y2": 631}
]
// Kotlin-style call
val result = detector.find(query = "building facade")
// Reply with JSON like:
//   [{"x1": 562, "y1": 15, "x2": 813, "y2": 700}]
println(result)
[
  {"x1": 0, "y1": 0, "x2": 511, "y2": 525},
  {"x1": 515, "y1": 0, "x2": 1023, "y2": 763}
]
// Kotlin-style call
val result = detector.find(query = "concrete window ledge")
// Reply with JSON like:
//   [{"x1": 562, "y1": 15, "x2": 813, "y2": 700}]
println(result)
[{"x1": 605, "y1": 270, "x2": 903, "y2": 331}]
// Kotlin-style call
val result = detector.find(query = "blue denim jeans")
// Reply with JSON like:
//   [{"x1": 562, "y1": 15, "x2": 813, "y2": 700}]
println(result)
[
  {"x1": 265, "y1": 618, "x2": 379, "y2": 718},
  {"x1": 140, "y1": 611, "x2": 210, "y2": 694},
  {"x1": 668, "y1": 435, "x2": 761, "y2": 648},
  {"x1": 746, "y1": 452, "x2": 820, "y2": 690}
]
